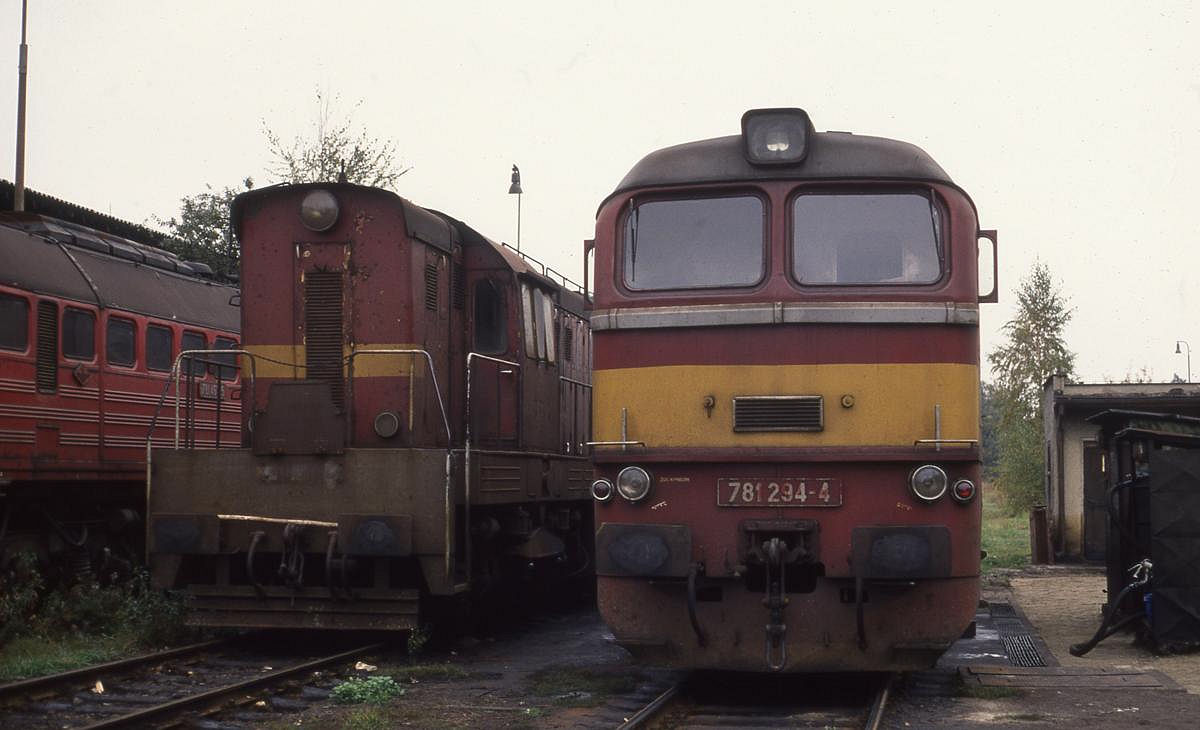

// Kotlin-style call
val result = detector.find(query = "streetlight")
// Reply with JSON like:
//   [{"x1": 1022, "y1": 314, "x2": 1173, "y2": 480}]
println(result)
[
  {"x1": 508, "y1": 165, "x2": 522, "y2": 252},
  {"x1": 1176, "y1": 340, "x2": 1192, "y2": 383}
]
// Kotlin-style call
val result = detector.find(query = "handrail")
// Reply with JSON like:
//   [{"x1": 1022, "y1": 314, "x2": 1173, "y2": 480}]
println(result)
[
  {"x1": 465, "y1": 352, "x2": 522, "y2": 589},
  {"x1": 346, "y1": 348, "x2": 454, "y2": 579},
  {"x1": 166, "y1": 349, "x2": 257, "y2": 449}
]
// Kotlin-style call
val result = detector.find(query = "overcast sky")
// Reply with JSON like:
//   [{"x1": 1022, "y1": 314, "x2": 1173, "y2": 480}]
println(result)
[{"x1": 1, "y1": 1, "x2": 1197, "y2": 383}]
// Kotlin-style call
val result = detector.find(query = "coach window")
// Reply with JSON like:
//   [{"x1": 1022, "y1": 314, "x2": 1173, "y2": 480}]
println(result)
[
  {"x1": 211, "y1": 336, "x2": 239, "y2": 381},
  {"x1": 792, "y1": 191, "x2": 942, "y2": 285},
  {"x1": 63, "y1": 308, "x2": 96, "y2": 360},
  {"x1": 0, "y1": 293, "x2": 29, "y2": 351},
  {"x1": 473, "y1": 279, "x2": 508, "y2": 354},
  {"x1": 106, "y1": 317, "x2": 136, "y2": 367},
  {"x1": 181, "y1": 331, "x2": 207, "y2": 376},
  {"x1": 146, "y1": 324, "x2": 173, "y2": 372},
  {"x1": 623, "y1": 195, "x2": 765, "y2": 290}
]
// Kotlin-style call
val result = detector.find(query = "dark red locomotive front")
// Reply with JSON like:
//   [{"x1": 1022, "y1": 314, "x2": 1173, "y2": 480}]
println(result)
[
  {"x1": 588, "y1": 109, "x2": 997, "y2": 671},
  {"x1": 148, "y1": 184, "x2": 592, "y2": 629}
]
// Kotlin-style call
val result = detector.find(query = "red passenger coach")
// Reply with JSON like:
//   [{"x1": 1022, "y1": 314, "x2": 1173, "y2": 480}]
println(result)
[
  {"x1": 148, "y1": 184, "x2": 592, "y2": 629},
  {"x1": 0, "y1": 211, "x2": 239, "y2": 574},
  {"x1": 588, "y1": 109, "x2": 998, "y2": 672}
]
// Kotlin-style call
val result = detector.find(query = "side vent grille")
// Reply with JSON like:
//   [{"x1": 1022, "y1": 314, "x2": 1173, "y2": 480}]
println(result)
[
  {"x1": 36, "y1": 301, "x2": 58, "y2": 393},
  {"x1": 424, "y1": 262, "x2": 439, "y2": 311},
  {"x1": 733, "y1": 396, "x2": 823, "y2": 432},
  {"x1": 304, "y1": 270, "x2": 344, "y2": 409},
  {"x1": 451, "y1": 263, "x2": 465, "y2": 310},
  {"x1": 562, "y1": 323, "x2": 574, "y2": 361}
]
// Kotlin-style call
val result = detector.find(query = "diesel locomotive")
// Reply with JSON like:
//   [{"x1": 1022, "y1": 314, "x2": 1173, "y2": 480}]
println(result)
[
  {"x1": 588, "y1": 108, "x2": 997, "y2": 671},
  {"x1": 0, "y1": 201, "x2": 239, "y2": 578},
  {"x1": 147, "y1": 183, "x2": 592, "y2": 629}
]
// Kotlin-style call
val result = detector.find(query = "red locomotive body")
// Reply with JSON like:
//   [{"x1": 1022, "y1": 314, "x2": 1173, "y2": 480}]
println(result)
[
  {"x1": 0, "y1": 210, "x2": 239, "y2": 572},
  {"x1": 588, "y1": 109, "x2": 997, "y2": 672},
  {"x1": 148, "y1": 184, "x2": 592, "y2": 629}
]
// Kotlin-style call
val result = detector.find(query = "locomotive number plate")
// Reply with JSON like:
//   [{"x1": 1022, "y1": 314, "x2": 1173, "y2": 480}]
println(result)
[{"x1": 716, "y1": 478, "x2": 842, "y2": 507}]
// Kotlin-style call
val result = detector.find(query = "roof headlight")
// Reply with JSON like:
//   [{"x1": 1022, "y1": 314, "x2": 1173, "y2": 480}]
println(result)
[
  {"x1": 300, "y1": 189, "x2": 339, "y2": 232},
  {"x1": 616, "y1": 466, "x2": 652, "y2": 503},
  {"x1": 741, "y1": 108, "x2": 812, "y2": 165},
  {"x1": 952, "y1": 479, "x2": 978, "y2": 504},
  {"x1": 590, "y1": 479, "x2": 614, "y2": 502},
  {"x1": 909, "y1": 465, "x2": 948, "y2": 503}
]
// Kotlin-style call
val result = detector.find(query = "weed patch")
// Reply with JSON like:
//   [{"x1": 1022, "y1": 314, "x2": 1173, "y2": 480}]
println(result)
[
  {"x1": 341, "y1": 707, "x2": 390, "y2": 730},
  {"x1": 391, "y1": 662, "x2": 467, "y2": 682},
  {"x1": 331, "y1": 675, "x2": 406, "y2": 705},
  {"x1": 981, "y1": 490, "x2": 1030, "y2": 575},
  {"x1": 528, "y1": 665, "x2": 642, "y2": 706}
]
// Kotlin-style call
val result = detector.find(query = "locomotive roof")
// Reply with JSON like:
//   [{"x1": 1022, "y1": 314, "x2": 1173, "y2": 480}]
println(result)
[
  {"x1": 0, "y1": 214, "x2": 239, "y2": 332},
  {"x1": 233, "y1": 183, "x2": 588, "y2": 316},
  {"x1": 603, "y1": 130, "x2": 957, "y2": 208}
]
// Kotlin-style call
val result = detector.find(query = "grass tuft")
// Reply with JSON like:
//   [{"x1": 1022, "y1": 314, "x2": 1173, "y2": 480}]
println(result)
[
  {"x1": 981, "y1": 488, "x2": 1030, "y2": 575},
  {"x1": 528, "y1": 665, "x2": 642, "y2": 706},
  {"x1": 331, "y1": 675, "x2": 406, "y2": 705}
]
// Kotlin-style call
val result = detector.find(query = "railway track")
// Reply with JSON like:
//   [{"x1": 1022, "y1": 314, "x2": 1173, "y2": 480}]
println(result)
[
  {"x1": 617, "y1": 671, "x2": 893, "y2": 729},
  {"x1": 0, "y1": 635, "x2": 383, "y2": 729}
]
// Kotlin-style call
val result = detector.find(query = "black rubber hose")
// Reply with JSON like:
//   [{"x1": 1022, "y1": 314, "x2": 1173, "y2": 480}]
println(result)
[
  {"x1": 687, "y1": 563, "x2": 707, "y2": 647},
  {"x1": 1069, "y1": 580, "x2": 1147, "y2": 657}
]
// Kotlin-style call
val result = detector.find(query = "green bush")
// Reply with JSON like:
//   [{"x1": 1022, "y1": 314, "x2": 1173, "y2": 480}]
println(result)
[
  {"x1": 331, "y1": 676, "x2": 405, "y2": 705},
  {"x1": 0, "y1": 551, "x2": 45, "y2": 642}
]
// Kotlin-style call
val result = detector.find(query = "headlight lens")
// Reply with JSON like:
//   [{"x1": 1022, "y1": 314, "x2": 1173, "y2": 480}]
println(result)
[
  {"x1": 590, "y1": 479, "x2": 614, "y2": 502},
  {"x1": 952, "y1": 479, "x2": 977, "y2": 504},
  {"x1": 910, "y1": 465, "x2": 948, "y2": 502},
  {"x1": 616, "y1": 466, "x2": 652, "y2": 502},
  {"x1": 300, "y1": 189, "x2": 339, "y2": 232}
]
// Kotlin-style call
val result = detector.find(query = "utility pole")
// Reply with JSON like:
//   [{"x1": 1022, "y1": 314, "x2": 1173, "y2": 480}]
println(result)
[
  {"x1": 13, "y1": 0, "x2": 29, "y2": 211},
  {"x1": 508, "y1": 165, "x2": 522, "y2": 252}
]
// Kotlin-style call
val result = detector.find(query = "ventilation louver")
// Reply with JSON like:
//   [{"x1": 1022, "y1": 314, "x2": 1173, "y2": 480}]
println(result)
[
  {"x1": 36, "y1": 301, "x2": 58, "y2": 393},
  {"x1": 424, "y1": 262, "x2": 439, "y2": 311},
  {"x1": 304, "y1": 270, "x2": 344, "y2": 409},
  {"x1": 733, "y1": 396, "x2": 823, "y2": 432}
]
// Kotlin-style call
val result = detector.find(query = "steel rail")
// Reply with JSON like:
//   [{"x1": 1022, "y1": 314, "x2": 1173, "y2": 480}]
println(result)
[
  {"x1": 864, "y1": 674, "x2": 895, "y2": 730},
  {"x1": 76, "y1": 642, "x2": 383, "y2": 730},
  {"x1": 0, "y1": 638, "x2": 230, "y2": 702},
  {"x1": 615, "y1": 682, "x2": 681, "y2": 729}
]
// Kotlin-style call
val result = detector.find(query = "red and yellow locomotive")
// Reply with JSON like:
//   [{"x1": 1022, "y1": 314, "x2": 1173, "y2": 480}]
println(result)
[
  {"x1": 0, "y1": 205, "x2": 239, "y2": 574},
  {"x1": 588, "y1": 109, "x2": 997, "y2": 672},
  {"x1": 148, "y1": 183, "x2": 592, "y2": 629}
]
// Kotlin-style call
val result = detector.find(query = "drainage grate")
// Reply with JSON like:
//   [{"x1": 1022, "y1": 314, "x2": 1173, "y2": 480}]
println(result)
[
  {"x1": 1001, "y1": 634, "x2": 1046, "y2": 667},
  {"x1": 988, "y1": 601, "x2": 1018, "y2": 618}
]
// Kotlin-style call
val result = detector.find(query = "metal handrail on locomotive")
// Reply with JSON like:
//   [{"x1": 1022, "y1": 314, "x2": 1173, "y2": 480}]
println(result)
[
  {"x1": 147, "y1": 183, "x2": 593, "y2": 629},
  {"x1": 587, "y1": 108, "x2": 998, "y2": 672}
]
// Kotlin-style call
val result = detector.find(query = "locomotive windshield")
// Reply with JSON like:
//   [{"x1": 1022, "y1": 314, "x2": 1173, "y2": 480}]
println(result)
[
  {"x1": 792, "y1": 192, "x2": 941, "y2": 285},
  {"x1": 623, "y1": 195, "x2": 764, "y2": 290}
]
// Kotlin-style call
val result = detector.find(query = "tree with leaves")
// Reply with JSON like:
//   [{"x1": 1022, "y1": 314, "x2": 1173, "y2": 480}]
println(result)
[
  {"x1": 156, "y1": 92, "x2": 407, "y2": 279},
  {"x1": 986, "y1": 261, "x2": 1076, "y2": 511}
]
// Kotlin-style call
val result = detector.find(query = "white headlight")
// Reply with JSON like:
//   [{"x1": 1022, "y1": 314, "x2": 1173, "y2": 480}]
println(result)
[
  {"x1": 616, "y1": 466, "x2": 652, "y2": 502},
  {"x1": 910, "y1": 465, "x2": 948, "y2": 502},
  {"x1": 300, "y1": 190, "x2": 339, "y2": 232}
]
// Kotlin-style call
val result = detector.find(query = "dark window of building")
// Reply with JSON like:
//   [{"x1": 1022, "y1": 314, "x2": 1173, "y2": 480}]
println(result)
[
  {"x1": 792, "y1": 192, "x2": 942, "y2": 285},
  {"x1": 211, "y1": 336, "x2": 239, "y2": 381},
  {"x1": 473, "y1": 280, "x2": 507, "y2": 354},
  {"x1": 106, "y1": 317, "x2": 135, "y2": 367},
  {"x1": 146, "y1": 325, "x2": 173, "y2": 372},
  {"x1": 0, "y1": 293, "x2": 29, "y2": 351},
  {"x1": 623, "y1": 195, "x2": 765, "y2": 290},
  {"x1": 63, "y1": 308, "x2": 96, "y2": 360},
  {"x1": 181, "y1": 331, "x2": 207, "y2": 376}
]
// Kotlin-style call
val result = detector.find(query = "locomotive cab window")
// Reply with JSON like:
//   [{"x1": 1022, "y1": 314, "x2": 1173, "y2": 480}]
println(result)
[
  {"x1": 792, "y1": 191, "x2": 942, "y2": 285},
  {"x1": 211, "y1": 336, "x2": 239, "y2": 381},
  {"x1": 181, "y1": 331, "x2": 207, "y2": 376},
  {"x1": 62, "y1": 308, "x2": 96, "y2": 360},
  {"x1": 520, "y1": 283, "x2": 556, "y2": 362},
  {"x1": 146, "y1": 324, "x2": 173, "y2": 372},
  {"x1": 106, "y1": 317, "x2": 136, "y2": 367},
  {"x1": 0, "y1": 293, "x2": 29, "y2": 351},
  {"x1": 623, "y1": 195, "x2": 765, "y2": 290},
  {"x1": 473, "y1": 279, "x2": 508, "y2": 355}
]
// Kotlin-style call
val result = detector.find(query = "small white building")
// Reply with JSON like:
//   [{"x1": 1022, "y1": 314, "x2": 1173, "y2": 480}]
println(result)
[{"x1": 1042, "y1": 375, "x2": 1200, "y2": 560}]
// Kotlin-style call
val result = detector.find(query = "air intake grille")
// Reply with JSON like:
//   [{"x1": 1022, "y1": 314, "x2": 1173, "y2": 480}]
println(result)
[
  {"x1": 733, "y1": 396, "x2": 823, "y2": 432},
  {"x1": 562, "y1": 323, "x2": 574, "y2": 361},
  {"x1": 424, "y1": 262, "x2": 439, "y2": 311},
  {"x1": 452, "y1": 263, "x2": 465, "y2": 310},
  {"x1": 304, "y1": 270, "x2": 344, "y2": 409},
  {"x1": 36, "y1": 301, "x2": 58, "y2": 393}
]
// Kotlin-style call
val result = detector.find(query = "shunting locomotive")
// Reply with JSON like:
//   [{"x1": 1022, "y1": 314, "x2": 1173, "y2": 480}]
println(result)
[
  {"x1": 147, "y1": 183, "x2": 592, "y2": 629},
  {"x1": 588, "y1": 108, "x2": 997, "y2": 671}
]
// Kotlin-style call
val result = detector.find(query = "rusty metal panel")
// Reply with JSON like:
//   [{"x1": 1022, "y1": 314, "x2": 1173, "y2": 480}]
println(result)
[
  {"x1": 252, "y1": 381, "x2": 345, "y2": 455},
  {"x1": 851, "y1": 525, "x2": 951, "y2": 579}
]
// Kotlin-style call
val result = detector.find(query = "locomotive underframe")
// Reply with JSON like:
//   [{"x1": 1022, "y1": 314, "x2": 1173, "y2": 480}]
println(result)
[{"x1": 149, "y1": 447, "x2": 591, "y2": 629}]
